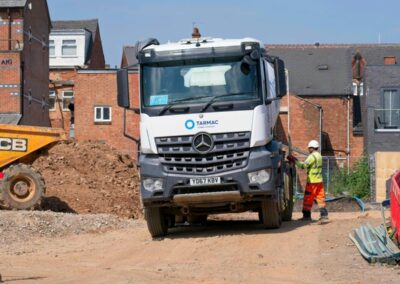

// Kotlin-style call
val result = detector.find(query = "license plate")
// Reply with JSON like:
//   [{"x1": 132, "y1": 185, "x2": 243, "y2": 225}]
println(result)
[{"x1": 190, "y1": 177, "x2": 221, "y2": 186}]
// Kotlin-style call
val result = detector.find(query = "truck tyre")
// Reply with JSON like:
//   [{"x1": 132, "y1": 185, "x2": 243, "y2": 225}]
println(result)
[
  {"x1": 144, "y1": 207, "x2": 168, "y2": 238},
  {"x1": 1, "y1": 164, "x2": 45, "y2": 210},
  {"x1": 260, "y1": 199, "x2": 282, "y2": 229},
  {"x1": 282, "y1": 165, "x2": 295, "y2": 221}
]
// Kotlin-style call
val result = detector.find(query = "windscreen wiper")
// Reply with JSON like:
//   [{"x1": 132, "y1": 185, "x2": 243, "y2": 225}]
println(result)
[
  {"x1": 200, "y1": 92, "x2": 251, "y2": 112},
  {"x1": 158, "y1": 95, "x2": 214, "y2": 115}
]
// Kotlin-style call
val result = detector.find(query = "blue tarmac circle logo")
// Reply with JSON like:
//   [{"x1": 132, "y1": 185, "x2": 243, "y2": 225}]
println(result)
[{"x1": 185, "y1": 119, "x2": 195, "y2": 130}]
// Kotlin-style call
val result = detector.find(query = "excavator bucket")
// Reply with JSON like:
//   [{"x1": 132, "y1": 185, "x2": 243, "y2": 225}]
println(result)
[{"x1": 0, "y1": 124, "x2": 67, "y2": 170}]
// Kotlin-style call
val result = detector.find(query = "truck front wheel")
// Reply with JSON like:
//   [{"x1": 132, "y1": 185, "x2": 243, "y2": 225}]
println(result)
[
  {"x1": 144, "y1": 207, "x2": 168, "y2": 238},
  {"x1": 259, "y1": 199, "x2": 282, "y2": 229}
]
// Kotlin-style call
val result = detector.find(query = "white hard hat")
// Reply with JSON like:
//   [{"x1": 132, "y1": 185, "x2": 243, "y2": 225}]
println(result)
[{"x1": 308, "y1": 140, "x2": 319, "y2": 149}]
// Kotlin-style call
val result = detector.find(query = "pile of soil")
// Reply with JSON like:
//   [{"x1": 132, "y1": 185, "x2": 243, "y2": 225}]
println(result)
[
  {"x1": 293, "y1": 196, "x2": 361, "y2": 212},
  {"x1": 32, "y1": 141, "x2": 141, "y2": 219}
]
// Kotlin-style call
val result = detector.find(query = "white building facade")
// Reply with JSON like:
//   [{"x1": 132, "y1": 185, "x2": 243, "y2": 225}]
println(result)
[{"x1": 49, "y1": 29, "x2": 91, "y2": 67}]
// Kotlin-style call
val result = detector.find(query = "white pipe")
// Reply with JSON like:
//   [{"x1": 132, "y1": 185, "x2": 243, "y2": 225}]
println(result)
[
  {"x1": 286, "y1": 69, "x2": 290, "y2": 135},
  {"x1": 347, "y1": 96, "x2": 350, "y2": 173},
  {"x1": 319, "y1": 107, "x2": 323, "y2": 153}
]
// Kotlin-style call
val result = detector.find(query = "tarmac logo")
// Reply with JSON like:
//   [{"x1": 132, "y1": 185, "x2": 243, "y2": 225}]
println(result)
[
  {"x1": 184, "y1": 119, "x2": 219, "y2": 130},
  {"x1": 0, "y1": 137, "x2": 27, "y2": 152},
  {"x1": 185, "y1": 119, "x2": 195, "y2": 130}
]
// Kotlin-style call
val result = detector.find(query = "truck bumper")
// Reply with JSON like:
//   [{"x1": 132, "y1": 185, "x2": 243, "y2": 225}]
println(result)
[{"x1": 140, "y1": 147, "x2": 277, "y2": 207}]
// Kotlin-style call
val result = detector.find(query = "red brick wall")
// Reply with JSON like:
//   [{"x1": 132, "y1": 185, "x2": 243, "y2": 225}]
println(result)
[
  {"x1": 275, "y1": 94, "x2": 364, "y2": 191},
  {"x1": 305, "y1": 96, "x2": 364, "y2": 159},
  {"x1": 19, "y1": 0, "x2": 51, "y2": 126},
  {"x1": 74, "y1": 71, "x2": 140, "y2": 159},
  {"x1": 0, "y1": 9, "x2": 23, "y2": 116},
  {"x1": 0, "y1": 9, "x2": 23, "y2": 50},
  {"x1": 276, "y1": 94, "x2": 364, "y2": 159},
  {"x1": 275, "y1": 94, "x2": 321, "y2": 154},
  {"x1": 0, "y1": 52, "x2": 21, "y2": 113},
  {"x1": 88, "y1": 27, "x2": 105, "y2": 69}
]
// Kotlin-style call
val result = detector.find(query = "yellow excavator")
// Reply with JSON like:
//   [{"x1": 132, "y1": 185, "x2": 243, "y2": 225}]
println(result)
[{"x1": 0, "y1": 124, "x2": 66, "y2": 210}]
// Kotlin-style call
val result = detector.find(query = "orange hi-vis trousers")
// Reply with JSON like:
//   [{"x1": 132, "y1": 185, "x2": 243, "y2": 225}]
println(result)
[{"x1": 303, "y1": 182, "x2": 327, "y2": 214}]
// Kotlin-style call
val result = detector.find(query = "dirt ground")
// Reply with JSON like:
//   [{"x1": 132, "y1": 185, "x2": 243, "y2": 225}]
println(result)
[{"x1": 1, "y1": 211, "x2": 399, "y2": 284}]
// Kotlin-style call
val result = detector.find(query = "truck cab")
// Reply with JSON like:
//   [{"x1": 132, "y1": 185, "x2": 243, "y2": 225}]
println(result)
[{"x1": 117, "y1": 36, "x2": 294, "y2": 237}]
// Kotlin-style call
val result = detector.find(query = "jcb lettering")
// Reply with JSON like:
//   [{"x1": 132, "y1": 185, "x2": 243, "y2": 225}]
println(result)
[{"x1": 0, "y1": 138, "x2": 27, "y2": 152}]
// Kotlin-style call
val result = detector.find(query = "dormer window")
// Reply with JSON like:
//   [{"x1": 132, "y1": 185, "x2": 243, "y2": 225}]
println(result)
[{"x1": 62, "y1": 39, "x2": 77, "y2": 56}]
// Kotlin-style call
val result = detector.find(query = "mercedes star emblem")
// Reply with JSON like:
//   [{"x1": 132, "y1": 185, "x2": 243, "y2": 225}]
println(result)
[{"x1": 192, "y1": 133, "x2": 214, "y2": 154}]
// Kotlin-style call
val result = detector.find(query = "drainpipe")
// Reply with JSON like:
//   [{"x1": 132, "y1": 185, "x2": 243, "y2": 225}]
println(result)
[
  {"x1": 319, "y1": 107, "x2": 323, "y2": 152},
  {"x1": 7, "y1": 8, "x2": 11, "y2": 50},
  {"x1": 347, "y1": 95, "x2": 351, "y2": 173},
  {"x1": 286, "y1": 69, "x2": 290, "y2": 136}
]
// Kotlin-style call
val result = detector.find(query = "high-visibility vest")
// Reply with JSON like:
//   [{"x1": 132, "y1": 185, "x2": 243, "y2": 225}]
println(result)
[{"x1": 295, "y1": 151, "x2": 323, "y2": 183}]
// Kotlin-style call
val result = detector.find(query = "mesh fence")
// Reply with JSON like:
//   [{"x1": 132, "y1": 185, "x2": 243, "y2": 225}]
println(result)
[{"x1": 294, "y1": 156, "x2": 364, "y2": 195}]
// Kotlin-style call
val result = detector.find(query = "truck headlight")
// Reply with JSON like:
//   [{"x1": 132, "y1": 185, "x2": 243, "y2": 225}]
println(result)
[
  {"x1": 248, "y1": 169, "x2": 271, "y2": 185},
  {"x1": 142, "y1": 178, "x2": 164, "y2": 192}
]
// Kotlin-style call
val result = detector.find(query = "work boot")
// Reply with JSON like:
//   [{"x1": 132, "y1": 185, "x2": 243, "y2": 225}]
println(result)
[
  {"x1": 300, "y1": 210, "x2": 312, "y2": 221},
  {"x1": 317, "y1": 207, "x2": 329, "y2": 224},
  {"x1": 317, "y1": 215, "x2": 329, "y2": 224},
  {"x1": 319, "y1": 207, "x2": 328, "y2": 217}
]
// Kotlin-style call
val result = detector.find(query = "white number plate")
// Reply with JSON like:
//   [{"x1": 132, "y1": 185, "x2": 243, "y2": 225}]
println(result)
[{"x1": 190, "y1": 177, "x2": 221, "y2": 186}]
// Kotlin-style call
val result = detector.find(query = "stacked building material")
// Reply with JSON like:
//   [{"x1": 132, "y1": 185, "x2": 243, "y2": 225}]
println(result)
[{"x1": 350, "y1": 223, "x2": 400, "y2": 264}]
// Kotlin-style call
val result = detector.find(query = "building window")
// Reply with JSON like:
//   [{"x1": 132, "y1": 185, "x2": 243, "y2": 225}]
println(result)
[
  {"x1": 352, "y1": 82, "x2": 363, "y2": 96},
  {"x1": 62, "y1": 40, "x2": 77, "y2": 56},
  {"x1": 49, "y1": 40, "x2": 55, "y2": 57},
  {"x1": 375, "y1": 89, "x2": 400, "y2": 130},
  {"x1": 352, "y1": 82, "x2": 364, "y2": 132},
  {"x1": 62, "y1": 91, "x2": 74, "y2": 111},
  {"x1": 94, "y1": 106, "x2": 112, "y2": 122},
  {"x1": 49, "y1": 90, "x2": 56, "y2": 111}
]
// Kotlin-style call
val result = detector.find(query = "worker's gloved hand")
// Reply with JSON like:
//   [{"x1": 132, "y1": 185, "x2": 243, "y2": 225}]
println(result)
[{"x1": 287, "y1": 155, "x2": 298, "y2": 163}]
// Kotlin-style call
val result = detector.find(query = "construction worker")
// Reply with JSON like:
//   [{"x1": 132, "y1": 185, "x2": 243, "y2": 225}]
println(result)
[{"x1": 287, "y1": 140, "x2": 328, "y2": 222}]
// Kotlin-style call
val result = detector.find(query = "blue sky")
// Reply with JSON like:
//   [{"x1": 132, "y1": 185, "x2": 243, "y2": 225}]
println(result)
[{"x1": 47, "y1": 0, "x2": 400, "y2": 67}]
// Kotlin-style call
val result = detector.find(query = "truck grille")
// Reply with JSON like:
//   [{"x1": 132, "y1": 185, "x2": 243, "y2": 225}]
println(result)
[{"x1": 155, "y1": 132, "x2": 251, "y2": 175}]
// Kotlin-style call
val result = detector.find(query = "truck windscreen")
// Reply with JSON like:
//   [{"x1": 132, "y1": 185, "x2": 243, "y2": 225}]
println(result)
[{"x1": 142, "y1": 60, "x2": 259, "y2": 107}]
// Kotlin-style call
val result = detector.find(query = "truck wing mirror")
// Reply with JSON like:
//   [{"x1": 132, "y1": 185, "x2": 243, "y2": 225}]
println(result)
[
  {"x1": 117, "y1": 69, "x2": 130, "y2": 108},
  {"x1": 274, "y1": 58, "x2": 287, "y2": 97}
]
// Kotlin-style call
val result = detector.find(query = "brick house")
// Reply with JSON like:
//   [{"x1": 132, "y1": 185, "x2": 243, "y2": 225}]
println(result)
[
  {"x1": 49, "y1": 19, "x2": 105, "y2": 134},
  {"x1": 269, "y1": 44, "x2": 400, "y2": 193},
  {"x1": 268, "y1": 45, "x2": 363, "y2": 162},
  {"x1": 74, "y1": 70, "x2": 140, "y2": 158},
  {"x1": 0, "y1": 0, "x2": 51, "y2": 126}
]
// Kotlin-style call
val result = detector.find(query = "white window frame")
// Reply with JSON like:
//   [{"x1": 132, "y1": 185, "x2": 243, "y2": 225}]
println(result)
[
  {"x1": 62, "y1": 39, "x2": 77, "y2": 57},
  {"x1": 62, "y1": 91, "x2": 74, "y2": 111},
  {"x1": 94, "y1": 106, "x2": 112, "y2": 123},
  {"x1": 352, "y1": 82, "x2": 364, "y2": 96},
  {"x1": 49, "y1": 40, "x2": 55, "y2": 57},
  {"x1": 49, "y1": 90, "x2": 56, "y2": 111}
]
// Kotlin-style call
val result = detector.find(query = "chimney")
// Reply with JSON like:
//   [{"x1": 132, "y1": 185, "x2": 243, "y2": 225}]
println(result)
[
  {"x1": 384, "y1": 56, "x2": 397, "y2": 65},
  {"x1": 192, "y1": 27, "x2": 201, "y2": 39}
]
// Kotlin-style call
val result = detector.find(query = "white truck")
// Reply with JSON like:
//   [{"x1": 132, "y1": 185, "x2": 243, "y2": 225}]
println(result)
[{"x1": 117, "y1": 36, "x2": 295, "y2": 237}]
